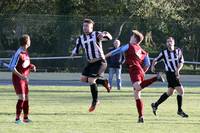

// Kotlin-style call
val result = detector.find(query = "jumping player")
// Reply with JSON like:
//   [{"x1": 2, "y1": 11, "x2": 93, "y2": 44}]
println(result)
[
  {"x1": 8, "y1": 34, "x2": 36, "y2": 124},
  {"x1": 71, "y1": 19, "x2": 112, "y2": 112},
  {"x1": 151, "y1": 37, "x2": 189, "y2": 118},
  {"x1": 105, "y1": 30, "x2": 164, "y2": 123}
]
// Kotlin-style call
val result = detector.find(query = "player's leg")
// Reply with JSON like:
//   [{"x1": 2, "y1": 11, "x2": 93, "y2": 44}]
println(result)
[
  {"x1": 88, "y1": 77, "x2": 99, "y2": 112},
  {"x1": 175, "y1": 86, "x2": 189, "y2": 117},
  {"x1": 151, "y1": 87, "x2": 174, "y2": 115},
  {"x1": 116, "y1": 68, "x2": 122, "y2": 90},
  {"x1": 13, "y1": 80, "x2": 24, "y2": 124},
  {"x1": 133, "y1": 81, "x2": 144, "y2": 123},
  {"x1": 22, "y1": 83, "x2": 32, "y2": 123},
  {"x1": 108, "y1": 68, "x2": 114, "y2": 89},
  {"x1": 95, "y1": 60, "x2": 111, "y2": 92},
  {"x1": 80, "y1": 75, "x2": 88, "y2": 83},
  {"x1": 15, "y1": 94, "x2": 24, "y2": 124},
  {"x1": 140, "y1": 73, "x2": 164, "y2": 89}
]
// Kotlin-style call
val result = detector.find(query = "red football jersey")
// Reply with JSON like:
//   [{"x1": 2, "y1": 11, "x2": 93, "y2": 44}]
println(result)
[
  {"x1": 9, "y1": 47, "x2": 33, "y2": 81},
  {"x1": 125, "y1": 43, "x2": 147, "y2": 73}
]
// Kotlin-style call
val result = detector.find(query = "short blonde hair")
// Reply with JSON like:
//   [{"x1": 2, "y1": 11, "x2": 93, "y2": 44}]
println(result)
[
  {"x1": 132, "y1": 30, "x2": 144, "y2": 43},
  {"x1": 20, "y1": 34, "x2": 30, "y2": 46}
]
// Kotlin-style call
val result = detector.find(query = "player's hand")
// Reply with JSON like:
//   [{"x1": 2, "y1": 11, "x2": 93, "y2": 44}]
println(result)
[
  {"x1": 20, "y1": 75, "x2": 29, "y2": 82},
  {"x1": 97, "y1": 33, "x2": 105, "y2": 41},
  {"x1": 32, "y1": 66, "x2": 36, "y2": 72},
  {"x1": 175, "y1": 70, "x2": 180, "y2": 79}
]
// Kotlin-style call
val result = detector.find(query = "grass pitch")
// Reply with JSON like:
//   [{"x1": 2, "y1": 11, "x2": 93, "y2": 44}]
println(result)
[{"x1": 0, "y1": 85, "x2": 199, "y2": 133}]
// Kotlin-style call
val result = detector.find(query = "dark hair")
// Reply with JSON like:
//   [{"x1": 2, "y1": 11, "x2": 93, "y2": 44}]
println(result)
[
  {"x1": 20, "y1": 34, "x2": 30, "y2": 46},
  {"x1": 83, "y1": 18, "x2": 95, "y2": 25}
]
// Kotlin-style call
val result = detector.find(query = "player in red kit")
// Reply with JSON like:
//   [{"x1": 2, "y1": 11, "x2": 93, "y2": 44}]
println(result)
[
  {"x1": 106, "y1": 30, "x2": 164, "y2": 123},
  {"x1": 8, "y1": 34, "x2": 36, "y2": 124}
]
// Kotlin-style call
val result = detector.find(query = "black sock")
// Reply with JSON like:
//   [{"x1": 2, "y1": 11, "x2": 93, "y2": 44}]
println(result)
[
  {"x1": 96, "y1": 79, "x2": 105, "y2": 85},
  {"x1": 90, "y1": 84, "x2": 98, "y2": 104},
  {"x1": 177, "y1": 95, "x2": 183, "y2": 112},
  {"x1": 155, "y1": 92, "x2": 169, "y2": 107}
]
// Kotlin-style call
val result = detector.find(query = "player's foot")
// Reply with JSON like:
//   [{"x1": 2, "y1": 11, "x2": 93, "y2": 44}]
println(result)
[
  {"x1": 102, "y1": 79, "x2": 111, "y2": 93},
  {"x1": 157, "y1": 72, "x2": 165, "y2": 82},
  {"x1": 177, "y1": 110, "x2": 189, "y2": 118},
  {"x1": 23, "y1": 118, "x2": 32, "y2": 123},
  {"x1": 151, "y1": 103, "x2": 158, "y2": 116},
  {"x1": 137, "y1": 117, "x2": 144, "y2": 123},
  {"x1": 88, "y1": 100, "x2": 100, "y2": 112},
  {"x1": 15, "y1": 119, "x2": 23, "y2": 124}
]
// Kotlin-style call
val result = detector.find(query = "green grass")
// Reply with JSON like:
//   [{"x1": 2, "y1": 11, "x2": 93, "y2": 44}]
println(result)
[{"x1": 0, "y1": 85, "x2": 200, "y2": 133}]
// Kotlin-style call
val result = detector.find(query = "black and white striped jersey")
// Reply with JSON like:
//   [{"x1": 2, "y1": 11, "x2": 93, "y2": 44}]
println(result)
[
  {"x1": 72, "y1": 31, "x2": 112, "y2": 61},
  {"x1": 155, "y1": 48, "x2": 184, "y2": 72}
]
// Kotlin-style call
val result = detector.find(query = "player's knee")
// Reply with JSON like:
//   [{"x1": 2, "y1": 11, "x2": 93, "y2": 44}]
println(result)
[
  {"x1": 88, "y1": 78, "x2": 96, "y2": 84},
  {"x1": 134, "y1": 89, "x2": 141, "y2": 99},
  {"x1": 167, "y1": 91, "x2": 173, "y2": 96},
  {"x1": 80, "y1": 77, "x2": 88, "y2": 83},
  {"x1": 177, "y1": 91, "x2": 184, "y2": 96},
  {"x1": 133, "y1": 83, "x2": 142, "y2": 91}
]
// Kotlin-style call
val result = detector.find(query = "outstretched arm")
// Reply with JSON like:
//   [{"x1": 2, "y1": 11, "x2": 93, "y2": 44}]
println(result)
[
  {"x1": 151, "y1": 52, "x2": 164, "y2": 73},
  {"x1": 71, "y1": 37, "x2": 82, "y2": 56},
  {"x1": 105, "y1": 44, "x2": 129, "y2": 58}
]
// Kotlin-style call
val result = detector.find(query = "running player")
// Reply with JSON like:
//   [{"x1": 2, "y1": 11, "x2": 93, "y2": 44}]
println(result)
[
  {"x1": 151, "y1": 37, "x2": 189, "y2": 118},
  {"x1": 71, "y1": 19, "x2": 112, "y2": 112},
  {"x1": 105, "y1": 30, "x2": 164, "y2": 123},
  {"x1": 8, "y1": 34, "x2": 36, "y2": 124}
]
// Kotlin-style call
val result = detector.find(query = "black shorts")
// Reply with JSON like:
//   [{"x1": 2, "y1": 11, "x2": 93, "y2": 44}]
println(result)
[
  {"x1": 166, "y1": 72, "x2": 182, "y2": 88},
  {"x1": 82, "y1": 60, "x2": 107, "y2": 78}
]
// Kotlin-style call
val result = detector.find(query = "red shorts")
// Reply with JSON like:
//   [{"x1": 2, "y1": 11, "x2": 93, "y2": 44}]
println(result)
[
  {"x1": 128, "y1": 68, "x2": 144, "y2": 84},
  {"x1": 12, "y1": 80, "x2": 29, "y2": 95}
]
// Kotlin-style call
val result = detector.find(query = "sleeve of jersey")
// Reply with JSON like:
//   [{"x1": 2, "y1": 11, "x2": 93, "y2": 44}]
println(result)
[
  {"x1": 8, "y1": 52, "x2": 21, "y2": 71},
  {"x1": 111, "y1": 44, "x2": 129, "y2": 56},
  {"x1": 72, "y1": 37, "x2": 82, "y2": 55},
  {"x1": 143, "y1": 54, "x2": 151, "y2": 68},
  {"x1": 178, "y1": 49, "x2": 184, "y2": 63},
  {"x1": 155, "y1": 52, "x2": 163, "y2": 62}
]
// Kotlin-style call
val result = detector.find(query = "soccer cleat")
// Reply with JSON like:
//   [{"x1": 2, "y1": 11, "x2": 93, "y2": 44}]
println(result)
[
  {"x1": 15, "y1": 119, "x2": 23, "y2": 124},
  {"x1": 137, "y1": 117, "x2": 144, "y2": 123},
  {"x1": 88, "y1": 100, "x2": 100, "y2": 112},
  {"x1": 103, "y1": 79, "x2": 111, "y2": 93},
  {"x1": 151, "y1": 103, "x2": 158, "y2": 116},
  {"x1": 177, "y1": 111, "x2": 189, "y2": 118},
  {"x1": 157, "y1": 72, "x2": 165, "y2": 82},
  {"x1": 23, "y1": 118, "x2": 32, "y2": 123}
]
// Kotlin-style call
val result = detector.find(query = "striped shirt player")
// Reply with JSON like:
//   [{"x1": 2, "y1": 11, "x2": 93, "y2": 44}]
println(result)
[
  {"x1": 71, "y1": 19, "x2": 112, "y2": 112},
  {"x1": 8, "y1": 34, "x2": 36, "y2": 124},
  {"x1": 151, "y1": 37, "x2": 189, "y2": 118}
]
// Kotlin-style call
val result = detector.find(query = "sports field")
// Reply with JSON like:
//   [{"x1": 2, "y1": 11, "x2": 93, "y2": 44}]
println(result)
[{"x1": 0, "y1": 85, "x2": 199, "y2": 133}]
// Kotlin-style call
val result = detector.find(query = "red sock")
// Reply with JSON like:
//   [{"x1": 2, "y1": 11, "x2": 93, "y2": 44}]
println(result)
[
  {"x1": 16, "y1": 100, "x2": 23, "y2": 120},
  {"x1": 136, "y1": 99, "x2": 144, "y2": 117},
  {"x1": 140, "y1": 76, "x2": 157, "y2": 88},
  {"x1": 23, "y1": 100, "x2": 29, "y2": 119}
]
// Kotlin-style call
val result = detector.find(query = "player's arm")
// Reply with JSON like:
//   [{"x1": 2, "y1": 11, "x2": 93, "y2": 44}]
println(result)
[
  {"x1": 151, "y1": 52, "x2": 164, "y2": 73},
  {"x1": 28, "y1": 64, "x2": 36, "y2": 72},
  {"x1": 175, "y1": 49, "x2": 184, "y2": 78},
  {"x1": 105, "y1": 44, "x2": 129, "y2": 58},
  {"x1": 13, "y1": 68, "x2": 28, "y2": 80},
  {"x1": 97, "y1": 31, "x2": 112, "y2": 41},
  {"x1": 143, "y1": 54, "x2": 151, "y2": 73},
  {"x1": 9, "y1": 54, "x2": 28, "y2": 80},
  {"x1": 71, "y1": 37, "x2": 82, "y2": 56}
]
